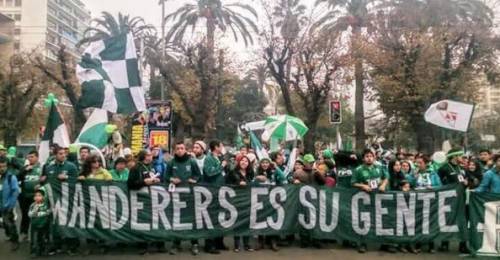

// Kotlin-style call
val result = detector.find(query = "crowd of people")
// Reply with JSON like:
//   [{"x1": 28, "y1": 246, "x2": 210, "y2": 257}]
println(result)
[{"x1": 0, "y1": 141, "x2": 499, "y2": 257}]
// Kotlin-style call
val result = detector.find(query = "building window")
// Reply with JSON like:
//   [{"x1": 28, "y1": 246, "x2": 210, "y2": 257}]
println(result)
[
  {"x1": 14, "y1": 41, "x2": 20, "y2": 50},
  {"x1": 14, "y1": 14, "x2": 21, "y2": 21},
  {"x1": 0, "y1": 0, "x2": 3, "y2": 7},
  {"x1": 14, "y1": 28, "x2": 20, "y2": 35},
  {"x1": 6, "y1": 0, "x2": 12, "y2": 6},
  {"x1": 14, "y1": 0, "x2": 20, "y2": 6}
]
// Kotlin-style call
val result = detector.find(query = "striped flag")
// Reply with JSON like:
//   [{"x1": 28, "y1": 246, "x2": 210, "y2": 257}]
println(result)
[
  {"x1": 249, "y1": 131, "x2": 269, "y2": 160},
  {"x1": 76, "y1": 108, "x2": 109, "y2": 149},
  {"x1": 76, "y1": 33, "x2": 146, "y2": 114},
  {"x1": 38, "y1": 104, "x2": 71, "y2": 164}
]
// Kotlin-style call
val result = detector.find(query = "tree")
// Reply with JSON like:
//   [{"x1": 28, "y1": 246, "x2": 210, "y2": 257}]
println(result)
[
  {"x1": 366, "y1": 0, "x2": 498, "y2": 153},
  {"x1": 263, "y1": 0, "x2": 308, "y2": 116},
  {"x1": 314, "y1": 0, "x2": 376, "y2": 151},
  {"x1": 162, "y1": 0, "x2": 258, "y2": 138},
  {"x1": 78, "y1": 12, "x2": 154, "y2": 46},
  {"x1": 34, "y1": 46, "x2": 85, "y2": 139},
  {"x1": 263, "y1": 1, "x2": 346, "y2": 152},
  {"x1": 0, "y1": 54, "x2": 47, "y2": 146}
]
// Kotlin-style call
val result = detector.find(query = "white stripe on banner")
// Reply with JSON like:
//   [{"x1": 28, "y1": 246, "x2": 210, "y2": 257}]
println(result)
[{"x1": 102, "y1": 80, "x2": 118, "y2": 113}]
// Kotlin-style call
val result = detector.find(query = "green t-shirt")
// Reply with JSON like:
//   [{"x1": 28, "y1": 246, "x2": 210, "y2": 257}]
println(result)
[
  {"x1": 336, "y1": 166, "x2": 354, "y2": 188},
  {"x1": 352, "y1": 164, "x2": 387, "y2": 189},
  {"x1": 110, "y1": 168, "x2": 129, "y2": 181}
]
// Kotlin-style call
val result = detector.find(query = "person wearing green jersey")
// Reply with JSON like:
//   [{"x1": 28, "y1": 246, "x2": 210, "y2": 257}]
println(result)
[
  {"x1": 352, "y1": 149, "x2": 389, "y2": 254},
  {"x1": 18, "y1": 151, "x2": 42, "y2": 241},
  {"x1": 110, "y1": 157, "x2": 129, "y2": 181}
]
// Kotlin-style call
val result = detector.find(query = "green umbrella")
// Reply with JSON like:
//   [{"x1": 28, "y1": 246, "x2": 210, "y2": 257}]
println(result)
[{"x1": 264, "y1": 115, "x2": 309, "y2": 141}]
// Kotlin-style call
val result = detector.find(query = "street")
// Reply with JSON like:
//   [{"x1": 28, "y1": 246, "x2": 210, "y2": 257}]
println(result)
[{"x1": 0, "y1": 234, "x2": 465, "y2": 260}]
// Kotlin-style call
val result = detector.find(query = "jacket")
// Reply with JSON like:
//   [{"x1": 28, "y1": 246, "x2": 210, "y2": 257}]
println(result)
[
  {"x1": 110, "y1": 168, "x2": 129, "y2": 181},
  {"x1": 165, "y1": 154, "x2": 201, "y2": 184},
  {"x1": 42, "y1": 160, "x2": 78, "y2": 184},
  {"x1": 152, "y1": 149, "x2": 167, "y2": 181},
  {"x1": 202, "y1": 153, "x2": 225, "y2": 185},
  {"x1": 81, "y1": 168, "x2": 112, "y2": 181},
  {"x1": 476, "y1": 168, "x2": 500, "y2": 193},
  {"x1": 0, "y1": 170, "x2": 19, "y2": 211},
  {"x1": 28, "y1": 201, "x2": 51, "y2": 229},
  {"x1": 128, "y1": 162, "x2": 156, "y2": 190}
]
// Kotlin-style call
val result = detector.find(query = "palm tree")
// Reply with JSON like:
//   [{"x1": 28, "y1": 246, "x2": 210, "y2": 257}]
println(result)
[
  {"x1": 78, "y1": 12, "x2": 155, "y2": 46},
  {"x1": 314, "y1": 0, "x2": 374, "y2": 151},
  {"x1": 165, "y1": 0, "x2": 258, "y2": 55}
]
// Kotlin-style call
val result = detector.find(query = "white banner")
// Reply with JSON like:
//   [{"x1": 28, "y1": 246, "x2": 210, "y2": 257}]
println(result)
[{"x1": 424, "y1": 100, "x2": 474, "y2": 132}]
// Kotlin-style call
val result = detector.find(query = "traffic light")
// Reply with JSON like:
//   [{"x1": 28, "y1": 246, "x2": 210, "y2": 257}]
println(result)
[{"x1": 330, "y1": 100, "x2": 342, "y2": 124}]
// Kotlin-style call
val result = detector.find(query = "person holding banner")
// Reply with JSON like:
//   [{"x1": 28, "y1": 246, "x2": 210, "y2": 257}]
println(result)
[
  {"x1": 255, "y1": 157, "x2": 286, "y2": 251},
  {"x1": 351, "y1": 149, "x2": 390, "y2": 254},
  {"x1": 226, "y1": 155, "x2": 255, "y2": 252},
  {"x1": 475, "y1": 154, "x2": 500, "y2": 193},
  {"x1": 202, "y1": 140, "x2": 229, "y2": 254},
  {"x1": 437, "y1": 148, "x2": 470, "y2": 254},
  {"x1": 40, "y1": 146, "x2": 79, "y2": 256},
  {"x1": 127, "y1": 149, "x2": 164, "y2": 255},
  {"x1": 165, "y1": 141, "x2": 201, "y2": 256}
]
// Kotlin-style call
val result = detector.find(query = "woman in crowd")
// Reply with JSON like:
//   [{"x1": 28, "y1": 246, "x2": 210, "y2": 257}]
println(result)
[
  {"x1": 78, "y1": 155, "x2": 112, "y2": 255},
  {"x1": 401, "y1": 160, "x2": 415, "y2": 187},
  {"x1": 388, "y1": 160, "x2": 405, "y2": 191},
  {"x1": 254, "y1": 158, "x2": 286, "y2": 251},
  {"x1": 226, "y1": 156, "x2": 255, "y2": 252},
  {"x1": 466, "y1": 160, "x2": 483, "y2": 189}
]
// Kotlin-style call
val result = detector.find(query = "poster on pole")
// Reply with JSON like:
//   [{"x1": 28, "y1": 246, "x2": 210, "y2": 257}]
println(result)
[{"x1": 130, "y1": 100, "x2": 173, "y2": 154}]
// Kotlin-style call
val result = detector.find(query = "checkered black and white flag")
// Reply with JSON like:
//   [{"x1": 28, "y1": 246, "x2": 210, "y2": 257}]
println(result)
[{"x1": 76, "y1": 33, "x2": 146, "y2": 114}]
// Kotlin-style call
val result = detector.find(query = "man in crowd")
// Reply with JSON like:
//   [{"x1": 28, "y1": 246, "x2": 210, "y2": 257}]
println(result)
[
  {"x1": 437, "y1": 148, "x2": 470, "y2": 254},
  {"x1": 0, "y1": 156, "x2": 20, "y2": 251},
  {"x1": 270, "y1": 151, "x2": 285, "y2": 172},
  {"x1": 478, "y1": 149, "x2": 493, "y2": 173},
  {"x1": 352, "y1": 149, "x2": 389, "y2": 254},
  {"x1": 165, "y1": 141, "x2": 201, "y2": 255},
  {"x1": 476, "y1": 154, "x2": 500, "y2": 193},
  {"x1": 40, "y1": 146, "x2": 79, "y2": 255},
  {"x1": 79, "y1": 146, "x2": 91, "y2": 169},
  {"x1": 18, "y1": 151, "x2": 42, "y2": 242},
  {"x1": 192, "y1": 140, "x2": 207, "y2": 176},
  {"x1": 127, "y1": 149, "x2": 163, "y2": 254},
  {"x1": 202, "y1": 140, "x2": 228, "y2": 253}
]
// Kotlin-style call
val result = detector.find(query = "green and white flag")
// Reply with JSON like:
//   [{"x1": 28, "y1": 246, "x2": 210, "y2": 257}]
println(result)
[
  {"x1": 250, "y1": 131, "x2": 268, "y2": 160},
  {"x1": 76, "y1": 33, "x2": 146, "y2": 114},
  {"x1": 76, "y1": 108, "x2": 109, "y2": 149},
  {"x1": 39, "y1": 104, "x2": 71, "y2": 164}
]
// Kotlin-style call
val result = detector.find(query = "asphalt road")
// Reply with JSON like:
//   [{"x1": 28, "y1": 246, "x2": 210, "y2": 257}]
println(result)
[{"x1": 0, "y1": 236, "x2": 466, "y2": 260}]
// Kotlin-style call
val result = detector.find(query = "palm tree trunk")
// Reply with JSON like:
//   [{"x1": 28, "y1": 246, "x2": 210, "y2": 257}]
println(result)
[{"x1": 352, "y1": 26, "x2": 366, "y2": 151}]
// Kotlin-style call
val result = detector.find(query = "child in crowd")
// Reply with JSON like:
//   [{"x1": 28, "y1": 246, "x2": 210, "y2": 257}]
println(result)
[{"x1": 28, "y1": 189, "x2": 51, "y2": 257}]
